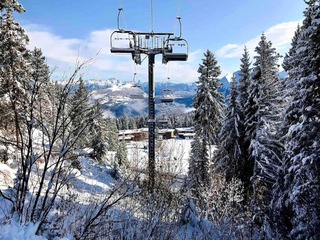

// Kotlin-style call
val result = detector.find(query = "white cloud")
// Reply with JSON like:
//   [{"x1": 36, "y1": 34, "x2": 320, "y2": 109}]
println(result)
[
  {"x1": 27, "y1": 30, "x2": 83, "y2": 63},
  {"x1": 24, "y1": 24, "x2": 199, "y2": 83},
  {"x1": 216, "y1": 44, "x2": 243, "y2": 58},
  {"x1": 216, "y1": 21, "x2": 301, "y2": 59}
]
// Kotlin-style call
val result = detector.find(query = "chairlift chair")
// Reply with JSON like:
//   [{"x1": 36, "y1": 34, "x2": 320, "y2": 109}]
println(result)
[
  {"x1": 129, "y1": 72, "x2": 144, "y2": 99},
  {"x1": 110, "y1": 30, "x2": 135, "y2": 53},
  {"x1": 162, "y1": 17, "x2": 189, "y2": 64},
  {"x1": 158, "y1": 118, "x2": 170, "y2": 125},
  {"x1": 129, "y1": 85, "x2": 145, "y2": 99},
  {"x1": 160, "y1": 88, "x2": 174, "y2": 103},
  {"x1": 162, "y1": 37, "x2": 188, "y2": 64}
]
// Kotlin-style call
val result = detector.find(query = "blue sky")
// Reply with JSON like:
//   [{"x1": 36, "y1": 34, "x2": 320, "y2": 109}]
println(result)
[{"x1": 15, "y1": 0, "x2": 306, "y2": 83}]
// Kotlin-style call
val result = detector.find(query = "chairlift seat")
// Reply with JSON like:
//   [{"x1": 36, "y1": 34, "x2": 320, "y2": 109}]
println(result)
[
  {"x1": 132, "y1": 83, "x2": 141, "y2": 88},
  {"x1": 158, "y1": 119, "x2": 169, "y2": 124},
  {"x1": 110, "y1": 48, "x2": 135, "y2": 54},
  {"x1": 164, "y1": 53, "x2": 188, "y2": 61},
  {"x1": 160, "y1": 97, "x2": 174, "y2": 103},
  {"x1": 130, "y1": 94, "x2": 144, "y2": 99}
]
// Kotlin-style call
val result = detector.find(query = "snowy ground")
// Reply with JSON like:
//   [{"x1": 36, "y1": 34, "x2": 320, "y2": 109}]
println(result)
[
  {"x1": 127, "y1": 138, "x2": 192, "y2": 175},
  {"x1": 0, "y1": 153, "x2": 116, "y2": 239},
  {"x1": 0, "y1": 138, "x2": 194, "y2": 239}
]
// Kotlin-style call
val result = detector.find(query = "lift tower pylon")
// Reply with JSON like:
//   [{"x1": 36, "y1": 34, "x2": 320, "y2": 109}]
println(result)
[{"x1": 110, "y1": 9, "x2": 188, "y2": 191}]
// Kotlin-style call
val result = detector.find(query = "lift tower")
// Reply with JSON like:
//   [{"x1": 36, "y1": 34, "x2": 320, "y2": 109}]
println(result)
[{"x1": 110, "y1": 8, "x2": 188, "y2": 190}]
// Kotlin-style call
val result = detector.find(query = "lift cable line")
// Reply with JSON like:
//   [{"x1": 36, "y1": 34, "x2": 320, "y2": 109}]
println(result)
[
  {"x1": 150, "y1": 0, "x2": 154, "y2": 33},
  {"x1": 110, "y1": 1, "x2": 189, "y2": 191},
  {"x1": 174, "y1": 0, "x2": 182, "y2": 35}
]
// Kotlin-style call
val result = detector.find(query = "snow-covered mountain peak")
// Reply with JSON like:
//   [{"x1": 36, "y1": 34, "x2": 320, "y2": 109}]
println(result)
[{"x1": 224, "y1": 73, "x2": 234, "y2": 82}]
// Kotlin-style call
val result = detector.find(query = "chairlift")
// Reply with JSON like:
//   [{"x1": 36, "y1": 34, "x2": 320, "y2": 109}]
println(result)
[
  {"x1": 158, "y1": 118, "x2": 170, "y2": 125},
  {"x1": 129, "y1": 72, "x2": 144, "y2": 99},
  {"x1": 110, "y1": 8, "x2": 134, "y2": 53},
  {"x1": 110, "y1": 30, "x2": 143, "y2": 65},
  {"x1": 160, "y1": 88, "x2": 174, "y2": 103},
  {"x1": 110, "y1": 8, "x2": 142, "y2": 64},
  {"x1": 162, "y1": 17, "x2": 189, "y2": 64},
  {"x1": 110, "y1": 30, "x2": 135, "y2": 54},
  {"x1": 162, "y1": 37, "x2": 188, "y2": 63}
]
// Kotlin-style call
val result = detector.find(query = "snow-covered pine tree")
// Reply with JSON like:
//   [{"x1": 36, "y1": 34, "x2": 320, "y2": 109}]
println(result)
[
  {"x1": 215, "y1": 75, "x2": 242, "y2": 182},
  {"x1": 70, "y1": 77, "x2": 91, "y2": 148},
  {"x1": 0, "y1": 0, "x2": 30, "y2": 144},
  {"x1": 188, "y1": 49, "x2": 224, "y2": 191},
  {"x1": 272, "y1": 1, "x2": 320, "y2": 239},
  {"x1": 116, "y1": 139, "x2": 127, "y2": 167},
  {"x1": 282, "y1": 25, "x2": 301, "y2": 97},
  {"x1": 238, "y1": 46, "x2": 251, "y2": 109},
  {"x1": 29, "y1": 48, "x2": 50, "y2": 85},
  {"x1": 187, "y1": 135, "x2": 208, "y2": 191},
  {"x1": 89, "y1": 103, "x2": 108, "y2": 162},
  {"x1": 244, "y1": 34, "x2": 283, "y2": 216},
  {"x1": 194, "y1": 49, "x2": 225, "y2": 146},
  {"x1": 269, "y1": 27, "x2": 303, "y2": 237},
  {"x1": 128, "y1": 117, "x2": 137, "y2": 129},
  {"x1": 267, "y1": 27, "x2": 305, "y2": 240},
  {"x1": 28, "y1": 48, "x2": 51, "y2": 118},
  {"x1": 105, "y1": 117, "x2": 119, "y2": 152},
  {"x1": 236, "y1": 47, "x2": 252, "y2": 203},
  {"x1": 0, "y1": 0, "x2": 24, "y2": 12}
]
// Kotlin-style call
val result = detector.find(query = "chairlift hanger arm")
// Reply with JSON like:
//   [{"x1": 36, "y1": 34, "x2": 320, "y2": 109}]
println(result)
[
  {"x1": 177, "y1": 16, "x2": 182, "y2": 39},
  {"x1": 117, "y1": 8, "x2": 123, "y2": 30}
]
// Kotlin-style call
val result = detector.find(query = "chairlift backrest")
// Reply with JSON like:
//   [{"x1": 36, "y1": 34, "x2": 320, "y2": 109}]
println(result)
[
  {"x1": 163, "y1": 88, "x2": 172, "y2": 92},
  {"x1": 132, "y1": 83, "x2": 141, "y2": 88}
]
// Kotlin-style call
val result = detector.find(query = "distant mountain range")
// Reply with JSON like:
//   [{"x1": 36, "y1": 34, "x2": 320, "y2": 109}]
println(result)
[{"x1": 85, "y1": 70, "x2": 287, "y2": 118}]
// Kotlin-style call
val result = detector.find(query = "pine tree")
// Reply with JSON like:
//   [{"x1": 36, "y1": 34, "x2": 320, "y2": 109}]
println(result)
[
  {"x1": 236, "y1": 47, "x2": 253, "y2": 203},
  {"x1": 238, "y1": 46, "x2": 251, "y2": 109},
  {"x1": 89, "y1": 104, "x2": 108, "y2": 162},
  {"x1": 116, "y1": 139, "x2": 127, "y2": 167},
  {"x1": 105, "y1": 117, "x2": 119, "y2": 152},
  {"x1": 282, "y1": 25, "x2": 302, "y2": 99},
  {"x1": 244, "y1": 34, "x2": 283, "y2": 213},
  {"x1": 29, "y1": 48, "x2": 50, "y2": 85},
  {"x1": 70, "y1": 77, "x2": 91, "y2": 148},
  {"x1": 272, "y1": 1, "x2": 320, "y2": 239},
  {"x1": 193, "y1": 50, "x2": 225, "y2": 146},
  {"x1": 28, "y1": 48, "x2": 50, "y2": 118},
  {"x1": 187, "y1": 136, "x2": 208, "y2": 191},
  {"x1": 0, "y1": 0, "x2": 30, "y2": 144},
  {"x1": 128, "y1": 118, "x2": 137, "y2": 129},
  {"x1": 270, "y1": 28, "x2": 303, "y2": 236},
  {"x1": 0, "y1": 0, "x2": 24, "y2": 12},
  {"x1": 215, "y1": 75, "x2": 242, "y2": 182},
  {"x1": 188, "y1": 49, "x2": 224, "y2": 191}
]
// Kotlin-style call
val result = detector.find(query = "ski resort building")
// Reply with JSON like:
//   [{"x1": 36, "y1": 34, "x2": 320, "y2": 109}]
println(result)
[{"x1": 175, "y1": 127, "x2": 195, "y2": 139}]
